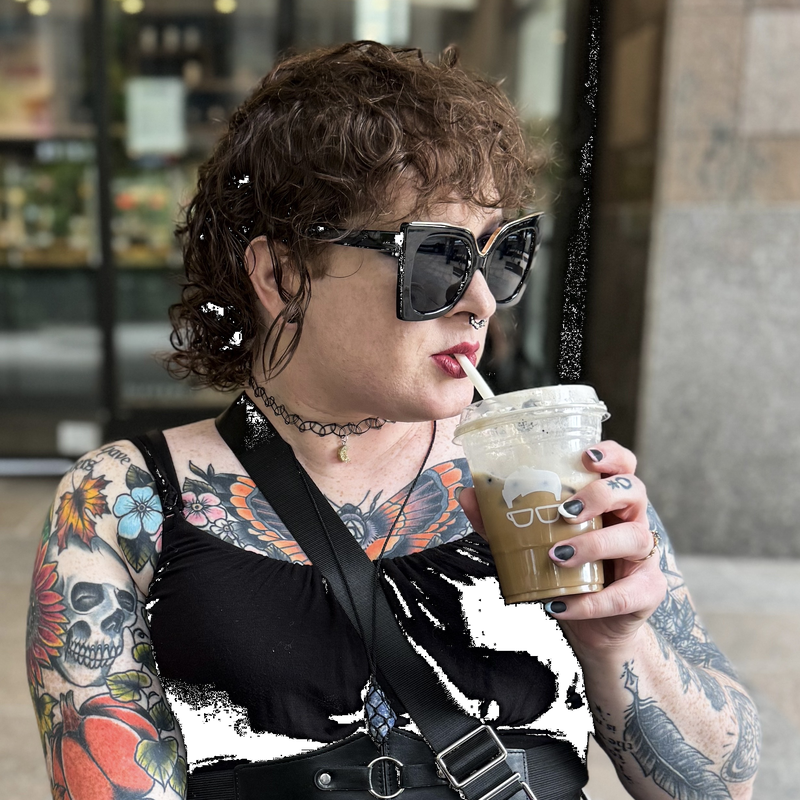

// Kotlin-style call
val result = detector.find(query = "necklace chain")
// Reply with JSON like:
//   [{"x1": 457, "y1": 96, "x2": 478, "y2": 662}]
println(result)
[{"x1": 249, "y1": 376, "x2": 394, "y2": 438}]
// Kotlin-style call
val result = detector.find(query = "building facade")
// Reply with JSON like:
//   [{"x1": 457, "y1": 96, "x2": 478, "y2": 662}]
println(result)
[{"x1": 2, "y1": 0, "x2": 799, "y2": 557}]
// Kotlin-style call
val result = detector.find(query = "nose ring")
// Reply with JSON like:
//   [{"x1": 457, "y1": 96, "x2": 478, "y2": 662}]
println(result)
[{"x1": 469, "y1": 315, "x2": 486, "y2": 330}]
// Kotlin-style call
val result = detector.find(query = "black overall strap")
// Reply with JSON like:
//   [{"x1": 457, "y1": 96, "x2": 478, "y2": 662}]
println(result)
[
  {"x1": 128, "y1": 431, "x2": 183, "y2": 526},
  {"x1": 216, "y1": 393, "x2": 540, "y2": 800}
]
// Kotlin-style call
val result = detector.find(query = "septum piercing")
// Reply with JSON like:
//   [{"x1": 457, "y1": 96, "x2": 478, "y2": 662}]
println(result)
[{"x1": 469, "y1": 315, "x2": 486, "y2": 330}]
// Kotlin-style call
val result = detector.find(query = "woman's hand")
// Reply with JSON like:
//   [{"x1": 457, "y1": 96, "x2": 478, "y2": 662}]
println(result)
[{"x1": 458, "y1": 441, "x2": 667, "y2": 657}]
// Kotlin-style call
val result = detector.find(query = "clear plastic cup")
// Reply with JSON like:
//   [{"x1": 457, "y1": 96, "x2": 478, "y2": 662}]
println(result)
[{"x1": 454, "y1": 385, "x2": 610, "y2": 604}]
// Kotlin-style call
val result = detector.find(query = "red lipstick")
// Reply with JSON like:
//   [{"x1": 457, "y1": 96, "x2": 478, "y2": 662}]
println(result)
[{"x1": 431, "y1": 342, "x2": 480, "y2": 378}]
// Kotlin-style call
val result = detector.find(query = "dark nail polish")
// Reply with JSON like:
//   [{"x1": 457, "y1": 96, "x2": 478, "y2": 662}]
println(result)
[
  {"x1": 561, "y1": 499, "x2": 584, "y2": 517},
  {"x1": 553, "y1": 544, "x2": 575, "y2": 561},
  {"x1": 588, "y1": 449, "x2": 604, "y2": 462},
  {"x1": 544, "y1": 600, "x2": 567, "y2": 615}
]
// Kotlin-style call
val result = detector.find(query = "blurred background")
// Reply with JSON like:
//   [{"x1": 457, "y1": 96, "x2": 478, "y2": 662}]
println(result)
[{"x1": 1, "y1": 0, "x2": 799, "y2": 797}]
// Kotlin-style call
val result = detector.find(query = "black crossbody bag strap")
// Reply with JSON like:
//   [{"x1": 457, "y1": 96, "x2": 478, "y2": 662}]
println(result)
[{"x1": 216, "y1": 394, "x2": 584, "y2": 800}]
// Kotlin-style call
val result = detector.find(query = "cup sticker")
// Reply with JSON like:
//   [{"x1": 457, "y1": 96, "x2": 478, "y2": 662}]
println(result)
[{"x1": 502, "y1": 467, "x2": 562, "y2": 529}]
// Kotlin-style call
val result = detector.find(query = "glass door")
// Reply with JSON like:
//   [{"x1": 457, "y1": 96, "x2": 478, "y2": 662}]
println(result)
[
  {"x1": 1, "y1": 0, "x2": 579, "y2": 463},
  {"x1": 0, "y1": 0, "x2": 101, "y2": 460}
]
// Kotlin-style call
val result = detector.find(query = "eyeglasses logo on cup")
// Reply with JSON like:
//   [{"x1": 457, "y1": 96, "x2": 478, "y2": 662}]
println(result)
[
  {"x1": 307, "y1": 212, "x2": 543, "y2": 322},
  {"x1": 506, "y1": 503, "x2": 562, "y2": 528}
]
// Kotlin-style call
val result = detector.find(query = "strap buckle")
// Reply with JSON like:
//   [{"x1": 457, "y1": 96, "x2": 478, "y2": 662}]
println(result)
[
  {"x1": 367, "y1": 756, "x2": 404, "y2": 800},
  {"x1": 435, "y1": 725, "x2": 507, "y2": 790},
  {"x1": 479, "y1": 775, "x2": 538, "y2": 800}
]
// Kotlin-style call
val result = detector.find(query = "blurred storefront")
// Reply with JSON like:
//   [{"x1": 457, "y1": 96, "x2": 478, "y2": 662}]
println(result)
[
  {"x1": 0, "y1": 0, "x2": 591, "y2": 466},
  {"x1": 3, "y1": 0, "x2": 800, "y2": 545}
]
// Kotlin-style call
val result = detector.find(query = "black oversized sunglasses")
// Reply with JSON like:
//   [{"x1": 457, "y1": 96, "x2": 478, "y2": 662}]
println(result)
[{"x1": 307, "y1": 212, "x2": 543, "y2": 321}]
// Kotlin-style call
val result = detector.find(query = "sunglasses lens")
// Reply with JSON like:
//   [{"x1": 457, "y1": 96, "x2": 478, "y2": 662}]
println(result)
[
  {"x1": 409, "y1": 234, "x2": 472, "y2": 314},
  {"x1": 485, "y1": 226, "x2": 537, "y2": 303}
]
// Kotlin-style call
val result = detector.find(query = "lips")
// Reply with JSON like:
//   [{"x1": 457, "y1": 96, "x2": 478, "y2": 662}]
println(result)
[{"x1": 431, "y1": 342, "x2": 480, "y2": 378}]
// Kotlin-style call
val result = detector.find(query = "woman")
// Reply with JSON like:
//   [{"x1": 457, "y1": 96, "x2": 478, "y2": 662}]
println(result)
[{"x1": 27, "y1": 42, "x2": 759, "y2": 800}]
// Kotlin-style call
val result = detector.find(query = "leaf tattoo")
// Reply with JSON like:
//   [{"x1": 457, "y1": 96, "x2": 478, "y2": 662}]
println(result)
[
  {"x1": 170, "y1": 754, "x2": 188, "y2": 795},
  {"x1": 106, "y1": 670, "x2": 152, "y2": 702},
  {"x1": 622, "y1": 663, "x2": 731, "y2": 800},
  {"x1": 135, "y1": 736, "x2": 178, "y2": 786},
  {"x1": 54, "y1": 474, "x2": 110, "y2": 549}
]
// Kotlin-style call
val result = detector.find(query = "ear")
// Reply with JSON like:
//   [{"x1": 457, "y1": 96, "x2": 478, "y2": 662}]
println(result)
[{"x1": 245, "y1": 236, "x2": 293, "y2": 322}]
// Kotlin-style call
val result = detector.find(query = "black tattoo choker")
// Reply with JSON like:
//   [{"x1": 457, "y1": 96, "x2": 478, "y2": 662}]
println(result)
[{"x1": 248, "y1": 377, "x2": 394, "y2": 463}]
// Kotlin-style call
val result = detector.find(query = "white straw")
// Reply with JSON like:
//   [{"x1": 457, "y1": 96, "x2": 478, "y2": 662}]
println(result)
[{"x1": 454, "y1": 354, "x2": 495, "y2": 399}]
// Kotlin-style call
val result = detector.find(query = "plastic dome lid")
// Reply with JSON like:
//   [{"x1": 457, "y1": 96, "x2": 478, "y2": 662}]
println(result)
[{"x1": 454, "y1": 384, "x2": 609, "y2": 440}]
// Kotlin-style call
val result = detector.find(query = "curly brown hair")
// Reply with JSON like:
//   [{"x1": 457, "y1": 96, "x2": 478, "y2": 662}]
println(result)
[{"x1": 169, "y1": 41, "x2": 539, "y2": 389}]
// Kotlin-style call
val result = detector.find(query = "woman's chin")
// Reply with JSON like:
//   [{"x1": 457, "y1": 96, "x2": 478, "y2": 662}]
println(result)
[{"x1": 394, "y1": 381, "x2": 477, "y2": 423}]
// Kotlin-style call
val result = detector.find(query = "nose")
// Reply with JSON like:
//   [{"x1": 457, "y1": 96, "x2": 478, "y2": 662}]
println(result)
[{"x1": 449, "y1": 266, "x2": 497, "y2": 322}]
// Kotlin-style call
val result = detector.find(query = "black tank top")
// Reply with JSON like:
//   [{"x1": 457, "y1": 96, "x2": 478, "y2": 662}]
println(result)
[{"x1": 130, "y1": 431, "x2": 592, "y2": 771}]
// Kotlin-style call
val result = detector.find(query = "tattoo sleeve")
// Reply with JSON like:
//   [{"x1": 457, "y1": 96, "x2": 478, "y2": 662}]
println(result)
[
  {"x1": 27, "y1": 448, "x2": 187, "y2": 799},
  {"x1": 591, "y1": 504, "x2": 760, "y2": 797}
]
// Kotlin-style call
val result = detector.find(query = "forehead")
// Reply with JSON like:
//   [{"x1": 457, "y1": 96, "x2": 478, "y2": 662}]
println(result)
[{"x1": 374, "y1": 182, "x2": 504, "y2": 231}]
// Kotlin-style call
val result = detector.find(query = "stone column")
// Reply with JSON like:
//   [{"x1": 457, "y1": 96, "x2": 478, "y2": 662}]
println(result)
[{"x1": 638, "y1": 0, "x2": 800, "y2": 556}]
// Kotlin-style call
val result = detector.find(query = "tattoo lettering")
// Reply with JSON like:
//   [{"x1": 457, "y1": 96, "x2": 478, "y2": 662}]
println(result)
[
  {"x1": 67, "y1": 456, "x2": 99, "y2": 474},
  {"x1": 98, "y1": 444, "x2": 133, "y2": 464},
  {"x1": 606, "y1": 476, "x2": 633, "y2": 490},
  {"x1": 591, "y1": 703, "x2": 634, "y2": 780},
  {"x1": 621, "y1": 662, "x2": 732, "y2": 800}
]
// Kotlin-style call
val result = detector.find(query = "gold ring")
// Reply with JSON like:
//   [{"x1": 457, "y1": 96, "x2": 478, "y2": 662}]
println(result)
[{"x1": 634, "y1": 530, "x2": 660, "y2": 562}]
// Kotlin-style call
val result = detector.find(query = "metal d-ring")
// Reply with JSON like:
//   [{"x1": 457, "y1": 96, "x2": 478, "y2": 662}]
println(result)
[{"x1": 367, "y1": 756, "x2": 404, "y2": 800}]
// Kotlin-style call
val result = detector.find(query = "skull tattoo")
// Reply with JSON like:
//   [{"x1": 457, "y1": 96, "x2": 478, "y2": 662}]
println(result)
[{"x1": 48, "y1": 536, "x2": 137, "y2": 687}]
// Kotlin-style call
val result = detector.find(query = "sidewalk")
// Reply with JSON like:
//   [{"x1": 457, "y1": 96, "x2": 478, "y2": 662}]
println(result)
[{"x1": 2, "y1": 477, "x2": 797, "y2": 799}]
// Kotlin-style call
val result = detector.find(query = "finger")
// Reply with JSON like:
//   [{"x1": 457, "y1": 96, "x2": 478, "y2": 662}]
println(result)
[
  {"x1": 542, "y1": 569, "x2": 667, "y2": 620},
  {"x1": 558, "y1": 473, "x2": 647, "y2": 525},
  {"x1": 455, "y1": 486, "x2": 486, "y2": 538},
  {"x1": 581, "y1": 441, "x2": 637, "y2": 476},
  {"x1": 548, "y1": 521, "x2": 656, "y2": 565}
]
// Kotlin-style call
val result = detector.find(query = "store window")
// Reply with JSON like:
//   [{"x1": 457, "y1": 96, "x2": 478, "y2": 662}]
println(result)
[{"x1": 0, "y1": 0, "x2": 578, "y2": 463}]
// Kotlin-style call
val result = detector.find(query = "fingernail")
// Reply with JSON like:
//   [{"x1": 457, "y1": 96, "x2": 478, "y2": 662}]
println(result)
[
  {"x1": 587, "y1": 448, "x2": 604, "y2": 463},
  {"x1": 544, "y1": 600, "x2": 567, "y2": 615},
  {"x1": 552, "y1": 544, "x2": 575, "y2": 562},
  {"x1": 454, "y1": 487, "x2": 464, "y2": 501},
  {"x1": 559, "y1": 499, "x2": 584, "y2": 519}
]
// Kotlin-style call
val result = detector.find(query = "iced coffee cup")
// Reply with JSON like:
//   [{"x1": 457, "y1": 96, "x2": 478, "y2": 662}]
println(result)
[{"x1": 453, "y1": 385, "x2": 609, "y2": 604}]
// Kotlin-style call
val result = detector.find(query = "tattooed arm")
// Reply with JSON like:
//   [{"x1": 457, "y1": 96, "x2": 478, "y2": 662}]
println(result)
[
  {"x1": 26, "y1": 443, "x2": 187, "y2": 800},
  {"x1": 459, "y1": 443, "x2": 760, "y2": 800},
  {"x1": 535, "y1": 443, "x2": 759, "y2": 800},
  {"x1": 583, "y1": 505, "x2": 760, "y2": 800}
]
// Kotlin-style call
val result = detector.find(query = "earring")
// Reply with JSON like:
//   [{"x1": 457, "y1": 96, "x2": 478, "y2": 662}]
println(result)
[{"x1": 469, "y1": 315, "x2": 486, "y2": 330}]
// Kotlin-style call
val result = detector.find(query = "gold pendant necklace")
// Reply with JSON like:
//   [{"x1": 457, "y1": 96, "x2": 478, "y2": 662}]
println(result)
[{"x1": 337, "y1": 435, "x2": 350, "y2": 463}]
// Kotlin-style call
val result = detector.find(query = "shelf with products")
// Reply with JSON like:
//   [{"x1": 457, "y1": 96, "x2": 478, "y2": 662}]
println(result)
[
  {"x1": 0, "y1": 137, "x2": 201, "y2": 269},
  {"x1": 0, "y1": 139, "x2": 98, "y2": 268}
]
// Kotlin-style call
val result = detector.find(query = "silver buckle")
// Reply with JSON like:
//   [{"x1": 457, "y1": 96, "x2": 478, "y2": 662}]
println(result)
[
  {"x1": 367, "y1": 756, "x2": 404, "y2": 800},
  {"x1": 435, "y1": 725, "x2": 508, "y2": 790},
  {"x1": 478, "y1": 775, "x2": 538, "y2": 800}
]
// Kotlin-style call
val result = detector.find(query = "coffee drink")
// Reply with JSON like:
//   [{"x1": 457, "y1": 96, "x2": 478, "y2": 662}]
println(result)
[
  {"x1": 472, "y1": 472, "x2": 603, "y2": 603},
  {"x1": 454, "y1": 385, "x2": 609, "y2": 604}
]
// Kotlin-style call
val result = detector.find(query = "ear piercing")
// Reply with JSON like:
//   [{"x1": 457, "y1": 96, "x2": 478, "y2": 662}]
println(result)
[{"x1": 469, "y1": 315, "x2": 486, "y2": 330}]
